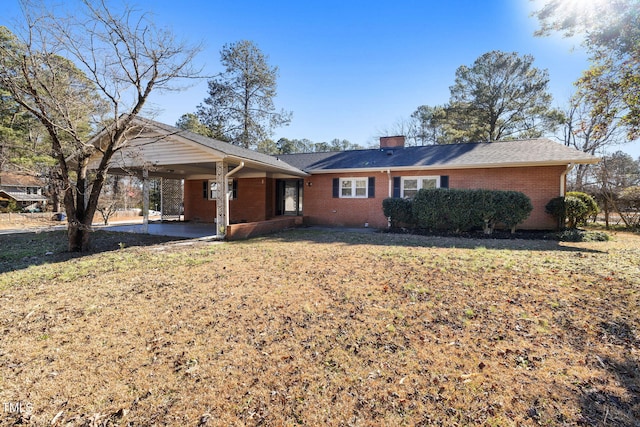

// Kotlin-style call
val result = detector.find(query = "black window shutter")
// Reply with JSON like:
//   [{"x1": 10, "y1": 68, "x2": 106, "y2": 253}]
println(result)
[
  {"x1": 203, "y1": 181, "x2": 208, "y2": 199},
  {"x1": 368, "y1": 177, "x2": 375, "y2": 198},
  {"x1": 232, "y1": 179, "x2": 238, "y2": 199},
  {"x1": 332, "y1": 178, "x2": 339, "y2": 198},
  {"x1": 440, "y1": 175, "x2": 449, "y2": 189},
  {"x1": 393, "y1": 177, "x2": 401, "y2": 198}
]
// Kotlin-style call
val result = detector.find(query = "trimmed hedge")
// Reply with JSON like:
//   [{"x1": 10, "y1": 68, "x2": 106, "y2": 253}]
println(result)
[
  {"x1": 382, "y1": 198, "x2": 414, "y2": 228},
  {"x1": 545, "y1": 197, "x2": 566, "y2": 229},
  {"x1": 383, "y1": 188, "x2": 533, "y2": 234}
]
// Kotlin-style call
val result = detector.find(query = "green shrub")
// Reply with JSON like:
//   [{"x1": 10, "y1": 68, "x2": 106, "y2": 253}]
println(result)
[
  {"x1": 545, "y1": 197, "x2": 566, "y2": 229},
  {"x1": 475, "y1": 190, "x2": 499, "y2": 234},
  {"x1": 412, "y1": 188, "x2": 479, "y2": 232},
  {"x1": 566, "y1": 191, "x2": 598, "y2": 224},
  {"x1": 411, "y1": 188, "x2": 532, "y2": 233},
  {"x1": 496, "y1": 191, "x2": 534, "y2": 233},
  {"x1": 555, "y1": 229, "x2": 611, "y2": 242},
  {"x1": 382, "y1": 198, "x2": 414, "y2": 228},
  {"x1": 564, "y1": 196, "x2": 588, "y2": 229},
  {"x1": 1, "y1": 199, "x2": 21, "y2": 213}
]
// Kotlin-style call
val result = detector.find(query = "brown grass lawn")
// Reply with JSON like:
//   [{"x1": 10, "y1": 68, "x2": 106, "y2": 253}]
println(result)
[{"x1": 1, "y1": 229, "x2": 639, "y2": 426}]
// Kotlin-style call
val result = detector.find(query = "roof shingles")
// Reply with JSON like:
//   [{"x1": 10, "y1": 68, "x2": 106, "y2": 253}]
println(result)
[
  {"x1": 278, "y1": 139, "x2": 598, "y2": 172},
  {"x1": 0, "y1": 172, "x2": 44, "y2": 187}
]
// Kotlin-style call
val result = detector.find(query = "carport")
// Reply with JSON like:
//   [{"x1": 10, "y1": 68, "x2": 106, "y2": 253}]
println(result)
[{"x1": 88, "y1": 116, "x2": 307, "y2": 239}]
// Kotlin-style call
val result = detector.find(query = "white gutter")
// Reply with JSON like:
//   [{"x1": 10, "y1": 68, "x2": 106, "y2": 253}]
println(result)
[
  {"x1": 224, "y1": 161, "x2": 244, "y2": 227},
  {"x1": 305, "y1": 160, "x2": 599, "y2": 174},
  {"x1": 560, "y1": 163, "x2": 575, "y2": 196}
]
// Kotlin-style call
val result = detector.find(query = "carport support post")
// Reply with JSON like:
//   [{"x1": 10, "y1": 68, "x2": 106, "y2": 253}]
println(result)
[
  {"x1": 215, "y1": 161, "x2": 226, "y2": 238},
  {"x1": 142, "y1": 168, "x2": 149, "y2": 233}
]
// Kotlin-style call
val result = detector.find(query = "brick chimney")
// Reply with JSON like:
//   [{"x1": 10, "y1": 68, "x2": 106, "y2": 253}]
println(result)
[{"x1": 380, "y1": 136, "x2": 405, "y2": 149}]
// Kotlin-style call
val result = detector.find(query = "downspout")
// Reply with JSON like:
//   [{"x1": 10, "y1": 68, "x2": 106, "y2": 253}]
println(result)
[
  {"x1": 386, "y1": 169, "x2": 392, "y2": 228},
  {"x1": 224, "y1": 161, "x2": 245, "y2": 227},
  {"x1": 560, "y1": 163, "x2": 575, "y2": 197}
]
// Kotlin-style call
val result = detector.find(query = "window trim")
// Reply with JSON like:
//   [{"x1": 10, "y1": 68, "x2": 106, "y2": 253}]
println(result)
[
  {"x1": 206, "y1": 179, "x2": 236, "y2": 201},
  {"x1": 339, "y1": 177, "x2": 369, "y2": 198},
  {"x1": 400, "y1": 176, "x2": 440, "y2": 198}
]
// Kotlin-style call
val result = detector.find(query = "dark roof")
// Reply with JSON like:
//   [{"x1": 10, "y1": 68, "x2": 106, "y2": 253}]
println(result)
[
  {"x1": 0, "y1": 172, "x2": 44, "y2": 187},
  {"x1": 278, "y1": 139, "x2": 599, "y2": 172}
]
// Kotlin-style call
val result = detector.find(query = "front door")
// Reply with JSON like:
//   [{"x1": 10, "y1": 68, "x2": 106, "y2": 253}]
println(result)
[{"x1": 276, "y1": 179, "x2": 303, "y2": 216}]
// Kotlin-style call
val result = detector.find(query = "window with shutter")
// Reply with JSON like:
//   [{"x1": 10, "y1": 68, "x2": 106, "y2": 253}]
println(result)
[
  {"x1": 336, "y1": 177, "x2": 370, "y2": 198},
  {"x1": 399, "y1": 176, "x2": 441, "y2": 198}
]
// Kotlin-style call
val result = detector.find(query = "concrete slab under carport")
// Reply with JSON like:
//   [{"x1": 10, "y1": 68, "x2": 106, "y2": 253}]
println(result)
[
  {"x1": 101, "y1": 217, "x2": 307, "y2": 240},
  {"x1": 100, "y1": 221, "x2": 218, "y2": 239}
]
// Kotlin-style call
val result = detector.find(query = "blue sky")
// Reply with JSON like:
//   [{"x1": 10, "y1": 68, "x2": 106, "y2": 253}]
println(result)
[{"x1": 2, "y1": 0, "x2": 639, "y2": 158}]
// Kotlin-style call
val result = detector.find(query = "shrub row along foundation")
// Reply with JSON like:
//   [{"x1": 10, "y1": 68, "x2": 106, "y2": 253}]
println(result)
[{"x1": 383, "y1": 188, "x2": 533, "y2": 234}]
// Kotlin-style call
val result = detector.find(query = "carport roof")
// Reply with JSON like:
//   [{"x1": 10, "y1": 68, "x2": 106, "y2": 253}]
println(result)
[
  {"x1": 135, "y1": 117, "x2": 306, "y2": 175},
  {"x1": 89, "y1": 116, "x2": 307, "y2": 177}
]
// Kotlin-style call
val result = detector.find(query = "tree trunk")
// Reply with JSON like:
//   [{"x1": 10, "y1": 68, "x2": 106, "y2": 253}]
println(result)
[{"x1": 67, "y1": 219, "x2": 92, "y2": 252}]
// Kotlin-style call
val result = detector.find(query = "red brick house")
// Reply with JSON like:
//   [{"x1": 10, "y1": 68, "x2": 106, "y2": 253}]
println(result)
[
  {"x1": 93, "y1": 117, "x2": 598, "y2": 238},
  {"x1": 279, "y1": 136, "x2": 599, "y2": 230}
]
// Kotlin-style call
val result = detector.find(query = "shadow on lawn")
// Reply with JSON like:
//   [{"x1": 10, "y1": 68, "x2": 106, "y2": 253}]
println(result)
[
  {"x1": 578, "y1": 356, "x2": 640, "y2": 426},
  {"x1": 555, "y1": 309, "x2": 640, "y2": 425},
  {"x1": 0, "y1": 230, "x2": 187, "y2": 274},
  {"x1": 269, "y1": 228, "x2": 607, "y2": 254}
]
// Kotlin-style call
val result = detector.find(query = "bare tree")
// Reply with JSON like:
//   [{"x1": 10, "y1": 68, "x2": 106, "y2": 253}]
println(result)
[
  {"x1": 0, "y1": 0, "x2": 201, "y2": 251},
  {"x1": 590, "y1": 151, "x2": 640, "y2": 228},
  {"x1": 562, "y1": 86, "x2": 625, "y2": 190}
]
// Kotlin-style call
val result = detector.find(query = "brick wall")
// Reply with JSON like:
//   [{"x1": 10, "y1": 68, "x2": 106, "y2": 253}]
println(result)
[
  {"x1": 185, "y1": 166, "x2": 566, "y2": 230},
  {"x1": 229, "y1": 177, "x2": 269, "y2": 223},
  {"x1": 448, "y1": 166, "x2": 565, "y2": 230},
  {"x1": 303, "y1": 165, "x2": 567, "y2": 230},
  {"x1": 226, "y1": 216, "x2": 303, "y2": 240},
  {"x1": 184, "y1": 179, "x2": 216, "y2": 222},
  {"x1": 303, "y1": 172, "x2": 391, "y2": 228},
  {"x1": 184, "y1": 177, "x2": 274, "y2": 224}
]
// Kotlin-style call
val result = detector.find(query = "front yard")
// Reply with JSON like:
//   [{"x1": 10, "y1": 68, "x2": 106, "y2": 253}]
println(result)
[{"x1": 1, "y1": 229, "x2": 639, "y2": 425}]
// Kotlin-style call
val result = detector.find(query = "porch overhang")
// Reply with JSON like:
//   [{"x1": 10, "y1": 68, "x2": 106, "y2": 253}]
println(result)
[{"x1": 87, "y1": 116, "x2": 306, "y2": 237}]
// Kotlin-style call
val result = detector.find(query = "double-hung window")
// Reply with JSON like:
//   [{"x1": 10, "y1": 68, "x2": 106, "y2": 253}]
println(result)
[
  {"x1": 401, "y1": 176, "x2": 440, "y2": 198},
  {"x1": 203, "y1": 179, "x2": 236, "y2": 200},
  {"x1": 333, "y1": 177, "x2": 375, "y2": 199},
  {"x1": 340, "y1": 178, "x2": 368, "y2": 198}
]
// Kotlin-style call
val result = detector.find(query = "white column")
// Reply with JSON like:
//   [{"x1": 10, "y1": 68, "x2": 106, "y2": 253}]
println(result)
[
  {"x1": 142, "y1": 168, "x2": 149, "y2": 233},
  {"x1": 160, "y1": 177, "x2": 164, "y2": 221},
  {"x1": 215, "y1": 161, "x2": 226, "y2": 237}
]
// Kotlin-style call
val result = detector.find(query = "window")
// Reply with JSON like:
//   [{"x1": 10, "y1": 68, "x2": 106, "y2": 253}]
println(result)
[
  {"x1": 401, "y1": 176, "x2": 440, "y2": 198},
  {"x1": 340, "y1": 178, "x2": 368, "y2": 198},
  {"x1": 208, "y1": 180, "x2": 219, "y2": 200},
  {"x1": 204, "y1": 179, "x2": 236, "y2": 200},
  {"x1": 333, "y1": 177, "x2": 375, "y2": 198}
]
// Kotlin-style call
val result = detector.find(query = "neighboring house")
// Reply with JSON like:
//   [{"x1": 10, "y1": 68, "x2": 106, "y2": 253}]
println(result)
[
  {"x1": 90, "y1": 117, "x2": 598, "y2": 237},
  {"x1": 0, "y1": 172, "x2": 48, "y2": 211}
]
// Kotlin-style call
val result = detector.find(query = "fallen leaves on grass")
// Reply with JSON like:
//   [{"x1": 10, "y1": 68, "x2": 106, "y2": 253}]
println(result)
[{"x1": 0, "y1": 230, "x2": 639, "y2": 425}]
